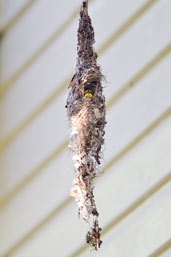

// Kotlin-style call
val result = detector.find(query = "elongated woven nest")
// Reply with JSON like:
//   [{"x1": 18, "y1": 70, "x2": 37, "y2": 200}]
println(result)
[{"x1": 66, "y1": 0, "x2": 106, "y2": 250}]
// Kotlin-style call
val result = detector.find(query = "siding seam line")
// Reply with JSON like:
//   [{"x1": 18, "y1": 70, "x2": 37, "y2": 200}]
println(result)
[{"x1": 0, "y1": 0, "x2": 37, "y2": 35}]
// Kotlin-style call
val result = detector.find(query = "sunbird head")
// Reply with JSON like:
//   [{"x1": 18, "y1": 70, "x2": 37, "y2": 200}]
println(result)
[{"x1": 84, "y1": 89, "x2": 93, "y2": 98}]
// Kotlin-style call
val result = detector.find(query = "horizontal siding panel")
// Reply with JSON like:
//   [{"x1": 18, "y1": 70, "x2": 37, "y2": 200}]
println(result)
[
  {"x1": 0, "y1": 150, "x2": 73, "y2": 256},
  {"x1": 0, "y1": 24, "x2": 77, "y2": 140},
  {"x1": 0, "y1": 0, "x2": 80, "y2": 84},
  {"x1": 105, "y1": 53, "x2": 171, "y2": 162},
  {"x1": 1, "y1": 124, "x2": 171, "y2": 257},
  {"x1": 0, "y1": 0, "x2": 32, "y2": 31},
  {"x1": 0, "y1": 52, "x2": 170, "y2": 199},
  {"x1": 82, "y1": 182, "x2": 171, "y2": 257},
  {"x1": 0, "y1": 90, "x2": 68, "y2": 198},
  {"x1": 0, "y1": 0, "x2": 171, "y2": 140},
  {"x1": 101, "y1": 0, "x2": 171, "y2": 100},
  {"x1": 9, "y1": 202, "x2": 85, "y2": 257}
]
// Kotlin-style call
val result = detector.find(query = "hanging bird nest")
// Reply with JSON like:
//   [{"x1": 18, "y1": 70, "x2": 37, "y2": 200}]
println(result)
[{"x1": 66, "y1": 0, "x2": 106, "y2": 250}]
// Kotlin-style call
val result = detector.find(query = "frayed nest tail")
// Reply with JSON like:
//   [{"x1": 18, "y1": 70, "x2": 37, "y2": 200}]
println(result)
[{"x1": 66, "y1": 0, "x2": 106, "y2": 250}]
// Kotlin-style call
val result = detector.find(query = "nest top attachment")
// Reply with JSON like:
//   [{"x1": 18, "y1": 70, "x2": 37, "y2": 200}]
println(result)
[
  {"x1": 76, "y1": 0, "x2": 99, "y2": 75},
  {"x1": 82, "y1": 0, "x2": 88, "y2": 13}
]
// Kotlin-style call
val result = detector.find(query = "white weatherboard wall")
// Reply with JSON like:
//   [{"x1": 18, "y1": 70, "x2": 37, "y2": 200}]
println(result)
[
  {"x1": 0, "y1": 1, "x2": 171, "y2": 257},
  {"x1": 0, "y1": 0, "x2": 31, "y2": 31}
]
